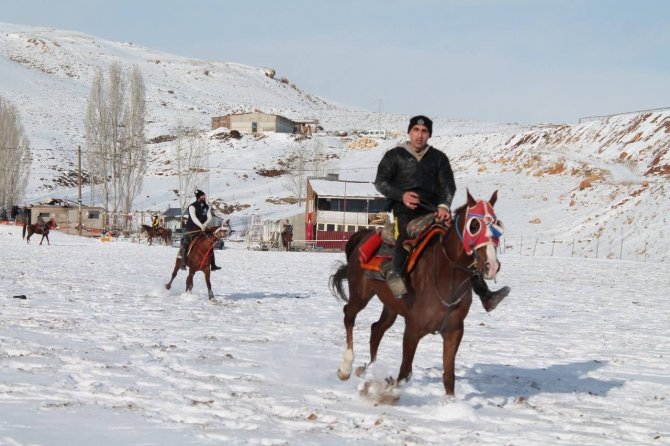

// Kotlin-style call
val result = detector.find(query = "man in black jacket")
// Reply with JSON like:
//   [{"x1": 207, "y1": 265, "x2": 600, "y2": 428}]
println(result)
[
  {"x1": 374, "y1": 115, "x2": 508, "y2": 311},
  {"x1": 177, "y1": 189, "x2": 221, "y2": 271}
]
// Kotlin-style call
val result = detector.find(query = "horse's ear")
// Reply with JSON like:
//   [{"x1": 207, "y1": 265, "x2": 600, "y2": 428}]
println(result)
[
  {"x1": 489, "y1": 190, "x2": 498, "y2": 207},
  {"x1": 466, "y1": 189, "x2": 476, "y2": 206}
]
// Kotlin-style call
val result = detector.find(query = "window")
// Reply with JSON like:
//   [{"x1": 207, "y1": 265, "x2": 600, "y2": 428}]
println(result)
[
  {"x1": 317, "y1": 223, "x2": 325, "y2": 230},
  {"x1": 326, "y1": 224, "x2": 335, "y2": 231},
  {"x1": 38, "y1": 212, "x2": 50, "y2": 219},
  {"x1": 88, "y1": 210, "x2": 100, "y2": 219},
  {"x1": 337, "y1": 225, "x2": 345, "y2": 232},
  {"x1": 368, "y1": 198, "x2": 387, "y2": 213},
  {"x1": 347, "y1": 225, "x2": 356, "y2": 233}
]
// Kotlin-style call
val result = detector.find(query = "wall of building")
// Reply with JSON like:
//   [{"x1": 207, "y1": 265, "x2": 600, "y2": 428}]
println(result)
[{"x1": 212, "y1": 113, "x2": 295, "y2": 134}]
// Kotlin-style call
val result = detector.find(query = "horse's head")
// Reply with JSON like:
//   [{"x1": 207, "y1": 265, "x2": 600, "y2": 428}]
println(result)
[{"x1": 452, "y1": 190, "x2": 503, "y2": 280}]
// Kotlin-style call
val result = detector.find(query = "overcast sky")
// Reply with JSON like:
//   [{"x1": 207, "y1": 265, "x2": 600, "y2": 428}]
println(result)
[{"x1": 3, "y1": 0, "x2": 669, "y2": 124}]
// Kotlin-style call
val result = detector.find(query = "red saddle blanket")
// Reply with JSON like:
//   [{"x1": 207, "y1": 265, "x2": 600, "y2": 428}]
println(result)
[{"x1": 359, "y1": 225, "x2": 447, "y2": 273}]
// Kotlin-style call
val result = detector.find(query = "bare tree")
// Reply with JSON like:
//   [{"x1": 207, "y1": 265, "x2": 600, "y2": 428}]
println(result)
[
  {"x1": 84, "y1": 63, "x2": 146, "y2": 229},
  {"x1": 85, "y1": 67, "x2": 110, "y2": 215},
  {"x1": 120, "y1": 65, "x2": 147, "y2": 226},
  {"x1": 174, "y1": 119, "x2": 208, "y2": 228},
  {"x1": 0, "y1": 96, "x2": 31, "y2": 217},
  {"x1": 284, "y1": 138, "x2": 330, "y2": 204}
]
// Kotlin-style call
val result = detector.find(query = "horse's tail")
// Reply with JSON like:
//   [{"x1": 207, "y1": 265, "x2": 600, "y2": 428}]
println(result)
[
  {"x1": 22, "y1": 223, "x2": 27, "y2": 239},
  {"x1": 329, "y1": 262, "x2": 349, "y2": 303}
]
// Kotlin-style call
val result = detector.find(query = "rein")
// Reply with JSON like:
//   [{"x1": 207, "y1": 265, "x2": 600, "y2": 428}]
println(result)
[
  {"x1": 194, "y1": 230, "x2": 221, "y2": 270},
  {"x1": 431, "y1": 234, "x2": 475, "y2": 309}
]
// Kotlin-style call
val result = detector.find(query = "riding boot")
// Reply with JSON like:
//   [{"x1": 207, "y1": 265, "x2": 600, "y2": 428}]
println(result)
[
  {"x1": 471, "y1": 273, "x2": 510, "y2": 312},
  {"x1": 178, "y1": 245, "x2": 187, "y2": 270},
  {"x1": 210, "y1": 253, "x2": 221, "y2": 271},
  {"x1": 386, "y1": 244, "x2": 409, "y2": 298}
]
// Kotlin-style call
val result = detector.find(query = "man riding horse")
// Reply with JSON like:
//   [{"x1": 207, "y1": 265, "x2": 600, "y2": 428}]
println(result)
[
  {"x1": 374, "y1": 115, "x2": 509, "y2": 311},
  {"x1": 177, "y1": 189, "x2": 221, "y2": 271},
  {"x1": 151, "y1": 214, "x2": 160, "y2": 230}
]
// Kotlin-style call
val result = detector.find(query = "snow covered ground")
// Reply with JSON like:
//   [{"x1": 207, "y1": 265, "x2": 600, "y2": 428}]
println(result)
[{"x1": 1, "y1": 224, "x2": 668, "y2": 445}]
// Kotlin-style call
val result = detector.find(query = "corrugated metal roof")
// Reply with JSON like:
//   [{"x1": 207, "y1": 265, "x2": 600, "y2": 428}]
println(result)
[{"x1": 308, "y1": 179, "x2": 383, "y2": 199}]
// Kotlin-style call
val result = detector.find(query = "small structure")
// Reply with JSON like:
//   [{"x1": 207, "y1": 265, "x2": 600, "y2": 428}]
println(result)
[
  {"x1": 161, "y1": 206, "x2": 187, "y2": 231},
  {"x1": 24, "y1": 198, "x2": 105, "y2": 236},
  {"x1": 305, "y1": 174, "x2": 388, "y2": 250},
  {"x1": 293, "y1": 119, "x2": 320, "y2": 136},
  {"x1": 211, "y1": 112, "x2": 296, "y2": 134}
]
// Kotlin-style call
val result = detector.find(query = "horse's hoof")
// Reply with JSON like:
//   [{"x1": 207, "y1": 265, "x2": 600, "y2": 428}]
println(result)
[
  {"x1": 355, "y1": 365, "x2": 367, "y2": 378},
  {"x1": 337, "y1": 368, "x2": 351, "y2": 381},
  {"x1": 165, "y1": 284, "x2": 171, "y2": 290}
]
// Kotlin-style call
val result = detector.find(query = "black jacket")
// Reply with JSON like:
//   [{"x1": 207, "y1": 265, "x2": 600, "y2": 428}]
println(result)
[
  {"x1": 185, "y1": 200, "x2": 210, "y2": 231},
  {"x1": 374, "y1": 144, "x2": 456, "y2": 216}
]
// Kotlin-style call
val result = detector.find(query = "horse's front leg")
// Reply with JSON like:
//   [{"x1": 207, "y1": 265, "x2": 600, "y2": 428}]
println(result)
[
  {"x1": 441, "y1": 320, "x2": 465, "y2": 396},
  {"x1": 369, "y1": 305, "x2": 398, "y2": 364},
  {"x1": 395, "y1": 323, "x2": 422, "y2": 387},
  {"x1": 204, "y1": 267, "x2": 214, "y2": 300}
]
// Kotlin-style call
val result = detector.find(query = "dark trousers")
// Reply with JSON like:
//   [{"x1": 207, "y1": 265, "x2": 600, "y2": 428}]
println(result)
[{"x1": 392, "y1": 211, "x2": 426, "y2": 274}]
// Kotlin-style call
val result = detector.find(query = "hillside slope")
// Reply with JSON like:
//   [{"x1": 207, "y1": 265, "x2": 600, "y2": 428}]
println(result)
[{"x1": 1, "y1": 22, "x2": 668, "y2": 262}]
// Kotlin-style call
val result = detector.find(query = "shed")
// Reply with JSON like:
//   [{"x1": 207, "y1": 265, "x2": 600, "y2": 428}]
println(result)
[{"x1": 305, "y1": 175, "x2": 387, "y2": 250}]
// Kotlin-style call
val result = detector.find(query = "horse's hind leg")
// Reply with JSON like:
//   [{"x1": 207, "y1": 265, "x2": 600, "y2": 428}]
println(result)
[
  {"x1": 354, "y1": 305, "x2": 398, "y2": 378},
  {"x1": 165, "y1": 260, "x2": 180, "y2": 290},
  {"x1": 337, "y1": 278, "x2": 374, "y2": 381},
  {"x1": 186, "y1": 270, "x2": 195, "y2": 293}
]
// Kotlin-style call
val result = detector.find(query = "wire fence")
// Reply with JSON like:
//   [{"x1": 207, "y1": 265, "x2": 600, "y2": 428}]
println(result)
[{"x1": 501, "y1": 234, "x2": 665, "y2": 263}]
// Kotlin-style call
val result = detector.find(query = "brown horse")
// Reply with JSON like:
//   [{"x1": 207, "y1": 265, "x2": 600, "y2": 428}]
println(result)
[
  {"x1": 165, "y1": 228, "x2": 223, "y2": 301},
  {"x1": 281, "y1": 224, "x2": 293, "y2": 251},
  {"x1": 141, "y1": 224, "x2": 172, "y2": 246},
  {"x1": 329, "y1": 190, "x2": 503, "y2": 397},
  {"x1": 22, "y1": 223, "x2": 50, "y2": 245}
]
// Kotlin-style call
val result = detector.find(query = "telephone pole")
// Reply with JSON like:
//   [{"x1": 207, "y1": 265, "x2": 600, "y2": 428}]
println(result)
[
  {"x1": 378, "y1": 98, "x2": 382, "y2": 133},
  {"x1": 77, "y1": 145, "x2": 82, "y2": 236}
]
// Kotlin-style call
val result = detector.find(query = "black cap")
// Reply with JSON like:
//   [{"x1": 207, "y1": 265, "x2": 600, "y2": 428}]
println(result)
[
  {"x1": 195, "y1": 189, "x2": 205, "y2": 199},
  {"x1": 408, "y1": 115, "x2": 433, "y2": 136}
]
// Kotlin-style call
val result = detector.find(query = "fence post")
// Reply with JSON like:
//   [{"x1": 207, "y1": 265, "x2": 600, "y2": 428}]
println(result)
[
  {"x1": 520, "y1": 235, "x2": 523, "y2": 255},
  {"x1": 571, "y1": 237, "x2": 575, "y2": 257},
  {"x1": 551, "y1": 240, "x2": 556, "y2": 256},
  {"x1": 533, "y1": 238, "x2": 538, "y2": 256},
  {"x1": 619, "y1": 234, "x2": 623, "y2": 260},
  {"x1": 595, "y1": 236, "x2": 599, "y2": 259}
]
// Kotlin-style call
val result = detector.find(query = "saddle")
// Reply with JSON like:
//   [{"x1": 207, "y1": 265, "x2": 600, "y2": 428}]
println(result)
[{"x1": 359, "y1": 213, "x2": 450, "y2": 276}]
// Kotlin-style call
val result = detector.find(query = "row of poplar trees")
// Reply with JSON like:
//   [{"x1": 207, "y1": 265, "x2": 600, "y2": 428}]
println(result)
[
  {"x1": 0, "y1": 96, "x2": 31, "y2": 218},
  {"x1": 85, "y1": 62, "x2": 147, "y2": 229}
]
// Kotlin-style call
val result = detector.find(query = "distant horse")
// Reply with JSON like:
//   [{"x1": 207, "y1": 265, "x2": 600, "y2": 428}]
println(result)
[
  {"x1": 329, "y1": 191, "x2": 504, "y2": 397},
  {"x1": 281, "y1": 224, "x2": 293, "y2": 251},
  {"x1": 23, "y1": 223, "x2": 50, "y2": 245},
  {"x1": 141, "y1": 224, "x2": 172, "y2": 246},
  {"x1": 165, "y1": 227, "x2": 224, "y2": 301}
]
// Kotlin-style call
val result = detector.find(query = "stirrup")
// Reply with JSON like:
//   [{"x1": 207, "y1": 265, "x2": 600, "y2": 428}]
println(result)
[{"x1": 386, "y1": 272, "x2": 407, "y2": 298}]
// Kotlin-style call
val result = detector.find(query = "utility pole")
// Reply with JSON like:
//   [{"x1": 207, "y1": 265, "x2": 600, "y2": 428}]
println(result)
[
  {"x1": 378, "y1": 99, "x2": 382, "y2": 134},
  {"x1": 77, "y1": 145, "x2": 82, "y2": 236}
]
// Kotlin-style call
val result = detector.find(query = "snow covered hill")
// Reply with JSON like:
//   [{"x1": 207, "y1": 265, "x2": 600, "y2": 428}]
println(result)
[{"x1": 1, "y1": 22, "x2": 668, "y2": 262}]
